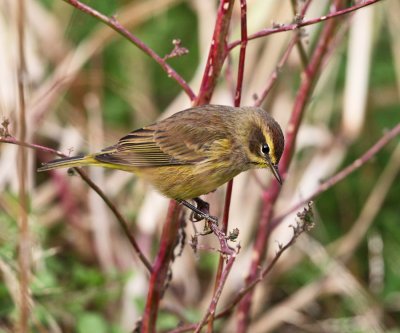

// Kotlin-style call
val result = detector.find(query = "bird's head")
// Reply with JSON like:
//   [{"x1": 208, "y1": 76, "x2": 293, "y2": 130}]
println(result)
[{"x1": 245, "y1": 109, "x2": 285, "y2": 184}]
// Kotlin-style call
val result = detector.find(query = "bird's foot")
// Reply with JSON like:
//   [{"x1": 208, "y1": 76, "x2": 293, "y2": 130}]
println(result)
[{"x1": 177, "y1": 198, "x2": 218, "y2": 235}]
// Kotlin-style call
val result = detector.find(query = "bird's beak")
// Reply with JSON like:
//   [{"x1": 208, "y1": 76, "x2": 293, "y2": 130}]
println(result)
[{"x1": 267, "y1": 159, "x2": 282, "y2": 185}]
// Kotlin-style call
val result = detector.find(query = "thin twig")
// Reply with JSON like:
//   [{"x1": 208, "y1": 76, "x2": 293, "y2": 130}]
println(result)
[
  {"x1": 228, "y1": 0, "x2": 383, "y2": 51},
  {"x1": 332, "y1": 142, "x2": 400, "y2": 261},
  {"x1": 194, "y1": 221, "x2": 238, "y2": 333},
  {"x1": 61, "y1": 0, "x2": 195, "y2": 101},
  {"x1": 75, "y1": 168, "x2": 153, "y2": 273},
  {"x1": 216, "y1": 208, "x2": 314, "y2": 320},
  {"x1": 0, "y1": 136, "x2": 153, "y2": 273},
  {"x1": 169, "y1": 209, "x2": 314, "y2": 333}
]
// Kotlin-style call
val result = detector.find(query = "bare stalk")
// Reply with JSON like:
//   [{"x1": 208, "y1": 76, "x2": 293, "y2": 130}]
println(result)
[{"x1": 61, "y1": 0, "x2": 195, "y2": 101}]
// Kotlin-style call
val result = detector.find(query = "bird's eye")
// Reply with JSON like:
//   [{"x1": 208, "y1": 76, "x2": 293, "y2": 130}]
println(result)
[{"x1": 261, "y1": 143, "x2": 270, "y2": 155}]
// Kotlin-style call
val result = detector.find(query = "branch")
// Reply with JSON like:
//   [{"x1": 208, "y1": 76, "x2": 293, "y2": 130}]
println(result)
[
  {"x1": 61, "y1": 0, "x2": 195, "y2": 101},
  {"x1": 228, "y1": 0, "x2": 383, "y2": 51},
  {"x1": 194, "y1": 221, "x2": 239, "y2": 333},
  {"x1": 0, "y1": 135, "x2": 153, "y2": 273},
  {"x1": 195, "y1": 0, "x2": 235, "y2": 105},
  {"x1": 141, "y1": 201, "x2": 182, "y2": 333}
]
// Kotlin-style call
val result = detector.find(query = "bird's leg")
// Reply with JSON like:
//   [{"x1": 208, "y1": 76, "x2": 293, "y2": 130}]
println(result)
[
  {"x1": 193, "y1": 198, "x2": 216, "y2": 235},
  {"x1": 177, "y1": 198, "x2": 218, "y2": 235}
]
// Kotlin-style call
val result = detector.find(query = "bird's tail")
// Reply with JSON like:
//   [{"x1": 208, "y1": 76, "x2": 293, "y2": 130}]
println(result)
[{"x1": 37, "y1": 155, "x2": 97, "y2": 172}]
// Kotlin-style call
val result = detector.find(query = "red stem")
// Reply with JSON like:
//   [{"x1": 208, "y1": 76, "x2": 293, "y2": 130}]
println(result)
[
  {"x1": 195, "y1": 0, "x2": 235, "y2": 105},
  {"x1": 234, "y1": 0, "x2": 248, "y2": 107},
  {"x1": 236, "y1": 1, "x2": 346, "y2": 331},
  {"x1": 167, "y1": 0, "x2": 385, "y2": 330},
  {"x1": 141, "y1": 201, "x2": 182, "y2": 333},
  {"x1": 255, "y1": 0, "x2": 314, "y2": 106},
  {"x1": 61, "y1": 0, "x2": 196, "y2": 101}
]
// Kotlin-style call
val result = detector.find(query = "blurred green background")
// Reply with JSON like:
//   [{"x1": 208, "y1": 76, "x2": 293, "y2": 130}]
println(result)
[{"x1": 1, "y1": 0, "x2": 399, "y2": 332}]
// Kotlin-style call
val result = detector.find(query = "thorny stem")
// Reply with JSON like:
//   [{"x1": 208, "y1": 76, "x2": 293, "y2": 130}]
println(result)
[
  {"x1": 167, "y1": 210, "x2": 314, "y2": 333},
  {"x1": 0, "y1": 136, "x2": 153, "y2": 273},
  {"x1": 236, "y1": 0, "x2": 346, "y2": 331},
  {"x1": 216, "y1": 209, "x2": 314, "y2": 320},
  {"x1": 194, "y1": 222, "x2": 238, "y2": 333},
  {"x1": 228, "y1": 0, "x2": 383, "y2": 51},
  {"x1": 61, "y1": 0, "x2": 195, "y2": 101},
  {"x1": 168, "y1": 1, "x2": 383, "y2": 331}
]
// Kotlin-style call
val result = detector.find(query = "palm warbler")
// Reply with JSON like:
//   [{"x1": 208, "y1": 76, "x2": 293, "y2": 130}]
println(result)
[{"x1": 38, "y1": 105, "x2": 284, "y2": 216}]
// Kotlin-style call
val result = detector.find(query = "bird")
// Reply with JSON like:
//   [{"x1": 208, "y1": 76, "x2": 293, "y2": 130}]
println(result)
[{"x1": 38, "y1": 105, "x2": 284, "y2": 221}]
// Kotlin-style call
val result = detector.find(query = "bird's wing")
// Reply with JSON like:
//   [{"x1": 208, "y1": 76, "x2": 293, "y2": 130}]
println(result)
[{"x1": 94, "y1": 115, "x2": 228, "y2": 167}]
